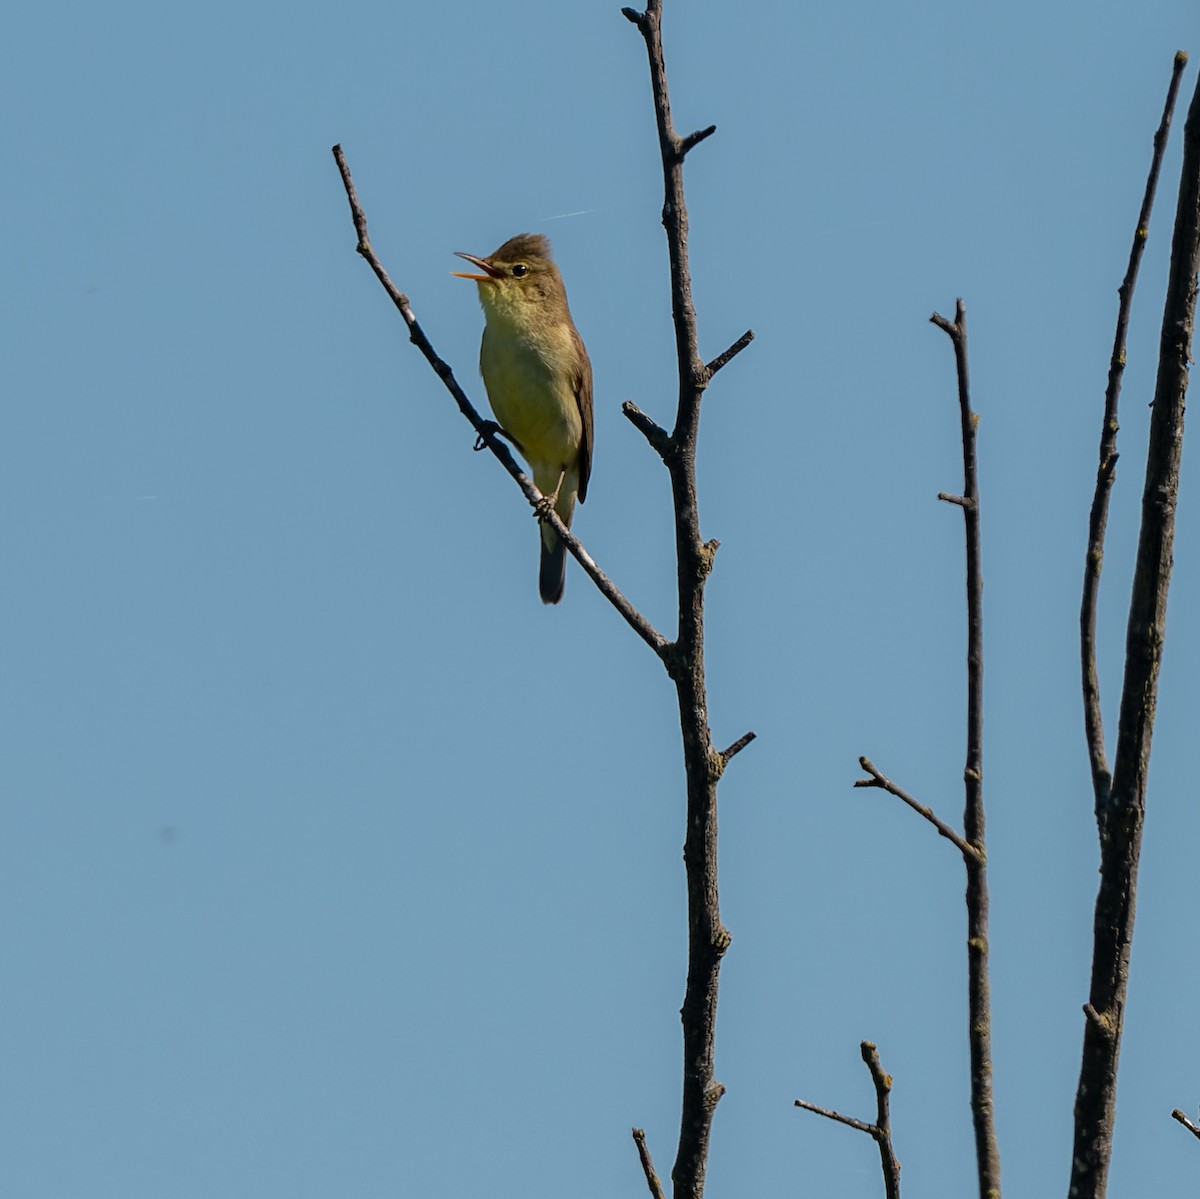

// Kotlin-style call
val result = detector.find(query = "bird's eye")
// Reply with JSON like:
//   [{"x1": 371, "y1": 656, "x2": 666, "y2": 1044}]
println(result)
[{"x1": 511, "y1": 263, "x2": 529, "y2": 278}]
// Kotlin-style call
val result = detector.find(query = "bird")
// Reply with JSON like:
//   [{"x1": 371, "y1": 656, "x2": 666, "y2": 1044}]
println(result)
[{"x1": 453, "y1": 234, "x2": 593, "y2": 604}]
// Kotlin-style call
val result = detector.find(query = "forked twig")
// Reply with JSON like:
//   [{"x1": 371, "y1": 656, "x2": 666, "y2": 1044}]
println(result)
[
  {"x1": 1070, "y1": 59, "x2": 1200, "y2": 1199},
  {"x1": 854, "y1": 757, "x2": 979, "y2": 860},
  {"x1": 795, "y1": 1042, "x2": 901, "y2": 1199},
  {"x1": 1080, "y1": 51, "x2": 1189, "y2": 820},
  {"x1": 858, "y1": 300, "x2": 999, "y2": 1195}
]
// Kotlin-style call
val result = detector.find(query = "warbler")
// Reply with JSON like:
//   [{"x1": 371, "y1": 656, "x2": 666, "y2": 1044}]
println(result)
[{"x1": 453, "y1": 234, "x2": 593, "y2": 604}]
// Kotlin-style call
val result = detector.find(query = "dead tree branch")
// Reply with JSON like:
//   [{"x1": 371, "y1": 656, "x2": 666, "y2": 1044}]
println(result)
[
  {"x1": 1080, "y1": 51, "x2": 1189, "y2": 815},
  {"x1": 621, "y1": 3, "x2": 755, "y2": 1195},
  {"x1": 860, "y1": 304, "x2": 1000, "y2": 1194},
  {"x1": 859, "y1": 304, "x2": 1000, "y2": 1196},
  {"x1": 632, "y1": 1128, "x2": 668, "y2": 1199},
  {"x1": 1172, "y1": 1109, "x2": 1200, "y2": 1141},
  {"x1": 795, "y1": 1041, "x2": 902, "y2": 1199},
  {"x1": 928, "y1": 301, "x2": 1002, "y2": 1199},
  {"x1": 1070, "y1": 57, "x2": 1200, "y2": 1199},
  {"x1": 854, "y1": 757, "x2": 980, "y2": 861},
  {"x1": 336, "y1": 4, "x2": 754, "y2": 1196}
]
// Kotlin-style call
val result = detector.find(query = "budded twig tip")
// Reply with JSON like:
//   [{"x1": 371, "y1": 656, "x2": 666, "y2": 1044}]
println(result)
[
  {"x1": 1172, "y1": 1109, "x2": 1200, "y2": 1141},
  {"x1": 632, "y1": 1128, "x2": 667, "y2": 1199}
]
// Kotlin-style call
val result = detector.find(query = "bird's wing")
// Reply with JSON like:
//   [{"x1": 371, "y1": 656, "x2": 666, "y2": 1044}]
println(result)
[{"x1": 572, "y1": 326, "x2": 594, "y2": 504}]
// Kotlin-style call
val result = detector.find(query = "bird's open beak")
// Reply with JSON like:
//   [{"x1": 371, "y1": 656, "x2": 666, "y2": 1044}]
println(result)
[{"x1": 451, "y1": 252, "x2": 504, "y2": 282}]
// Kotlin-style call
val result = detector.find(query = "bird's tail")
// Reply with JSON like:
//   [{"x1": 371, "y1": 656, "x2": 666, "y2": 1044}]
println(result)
[
  {"x1": 538, "y1": 485, "x2": 577, "y2": 605},
  {"x1": 539, "y1": 533, "x2": 567, "y2": 605}
]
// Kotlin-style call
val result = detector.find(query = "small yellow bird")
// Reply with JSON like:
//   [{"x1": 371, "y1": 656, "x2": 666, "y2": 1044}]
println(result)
[{"x1": 453, "y1": 234, "x2": 593, "y2": 604}]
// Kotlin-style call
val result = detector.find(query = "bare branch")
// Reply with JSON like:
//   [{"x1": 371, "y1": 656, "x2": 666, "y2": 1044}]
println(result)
[
  {"x1": 622, "y1": 401, "x2": 673, "y2": 459},
  {"x1": 929, "y1": 309, "x2": 957, "y2": 337},
  {"x1": 718, "y1": 730, "x2": 756, "y2": 765},
  {"x1": 795, "y1": 1042, "x2": 902, "y2": 1199},
  {"x1": 854, "y1": 757, "x2": 979, "y2": 861},
  {"x1": 937, "y1": 492, "x2": 970, "y2": 508},
  {"x1": 704, "y1": 330, "x2": 755, "y2": 378},
  {"x1": 341, "y1": 7, "x2": 748, "y2": 1197},
  {"x1": 332, "y1": 145, "x2": 485, "y2": 433},
  {"x1": 331, "y1": 144, "x2": 668, "y2": 657},
  {"x1": 860, "y1": 1042, "x2": 902, "y2": 1199},
  {"x1": 1172, "y1": 1109, "x2": 1200, "y2": 1141},
  {"x1": 631, "y1": 1129, "x2": 668, "y2": 1199},
  {"x1": 1081, "y1": 50, "x2": 1188, "y2": 820},
  {"x1": 1071, "y1": 60, "x2": 1200, "y2": 1199},
  {"x1": 627, "y1": 0, "x2": 711, "y2": 416},
  {"x1": 679, "y1": 124, "x2": 717, "y2": 158},
  {"x1": 930, "y1": 300, "x2": 1002, "y2": 1196},
  {"x1": 624, "y1": 3, "x2": 735, "y2": 1195},
  {"x1": 793, "y1": 1099, "x2": 876, "y2": 1136}
]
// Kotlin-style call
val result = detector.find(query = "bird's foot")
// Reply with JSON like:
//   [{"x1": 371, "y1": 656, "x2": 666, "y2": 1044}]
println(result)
[
  {"x1": 473, "y1": 421, "x2": 512, "y2": 452},
  {"x1": 533, "y1": 469, "x2": 567, "y2": 523},
  {"x1": 533, "y1": 491, "x2": 559, "y2": 522},
  {"x1": 533, "y1": 468, "x2": 567, "y2": 523}
]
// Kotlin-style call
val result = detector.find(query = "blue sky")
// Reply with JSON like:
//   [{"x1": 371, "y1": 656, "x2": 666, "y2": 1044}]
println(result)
[{"x1": 4, "y1": 1, "x2": 1200, "y2": 1195}]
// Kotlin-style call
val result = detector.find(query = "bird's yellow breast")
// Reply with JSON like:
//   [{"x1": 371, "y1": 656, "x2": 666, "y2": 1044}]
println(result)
[{"x1": 478, "y1": 293, "x2": 583, "y2": 467}]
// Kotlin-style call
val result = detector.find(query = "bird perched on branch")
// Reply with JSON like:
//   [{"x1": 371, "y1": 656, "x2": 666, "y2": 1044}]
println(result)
[{"x1": 453, "y1": 234, "x2": 593, "y2": 604}]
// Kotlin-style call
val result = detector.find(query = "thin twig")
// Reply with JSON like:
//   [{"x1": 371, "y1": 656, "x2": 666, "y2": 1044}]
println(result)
[
  {"x1": 793, "y1": 1099, "x2": 875, "y2": 1136},
  {"x1": 795, "y1": 1042, "x2": 901, "y2": 1199},
  {"x1": 854, "y1": 757, "x2": 980, "y2": 860},
  {"x1": 718, "y1": 730, "x2": 756, "y2": 765},
  {"x1": 1070, "y1": 61, "x2": 1200, "y2": 1199},
  {"x1": 1171, "y1": 1109, "x2": 1200, "y2": 1141},
  {"x1": 331, "y1": 144, "x2": 667, "y2": 656},
  {"x1": 937, "y1": 491, "x2": 970, "y2": 508},
  {"x1": 931, "y1": 301, "x2": 1001, "y2": 1198},
  {"x1": 632, "y1": 1129, "x2": 668, "y2": 1199},
  {"x1": 704, "y1": 330, "x2": 755, "y2": 378},
  {"x1": 1081, "y1": 51, "x2": 1188, "y2": 823}
]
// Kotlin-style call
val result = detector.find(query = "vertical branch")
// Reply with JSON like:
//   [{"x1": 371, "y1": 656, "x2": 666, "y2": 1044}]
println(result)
[
  {"x1": 622, "y1": 4, "x2": 733, "y2": 1198},
  {"x1": 861, "y1": 1042, "x2": 903, "y2": 1199},
  {"x1": 931, "y1": 302, "x2": 1001, "y2": 1199},
  {"x1": 1080, "y1": 52, "x2": 1189, "y2": 817},
  {"x1": 340, "y1": 5, "x2": 751, "y2": 1194},
  {"x1": 1070, "y1": 64, "x2": 1200, "y2": 1199}
]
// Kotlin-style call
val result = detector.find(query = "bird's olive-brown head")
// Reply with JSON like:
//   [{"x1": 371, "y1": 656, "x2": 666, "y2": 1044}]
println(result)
[{"x1": 452, "y1": 234, "x2": 568, "y2": 321}]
